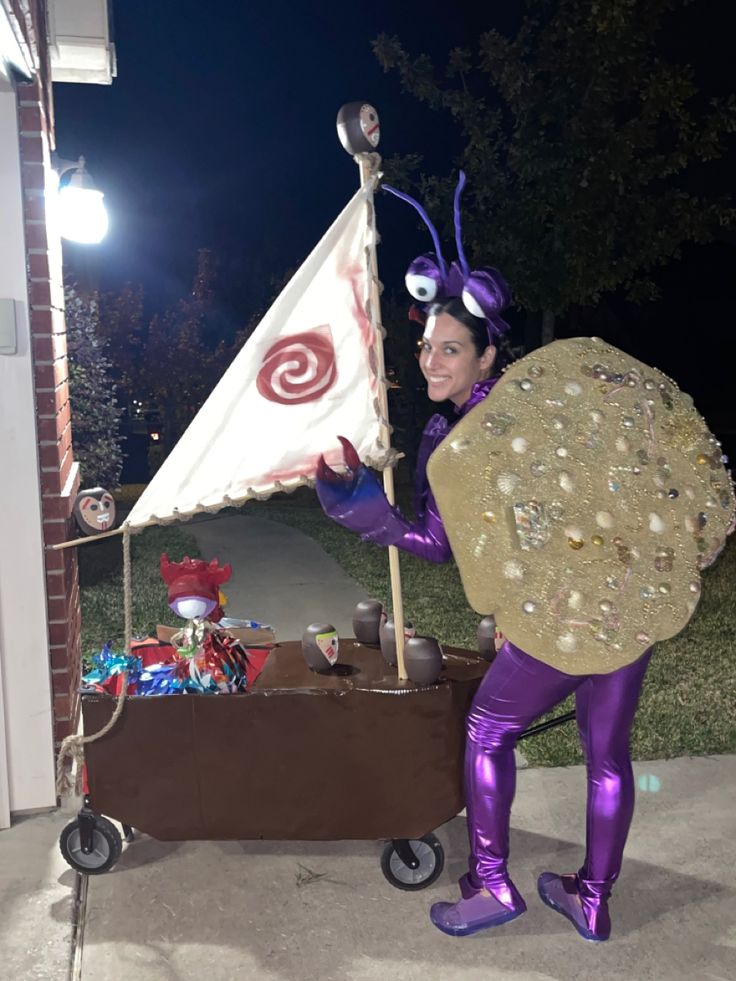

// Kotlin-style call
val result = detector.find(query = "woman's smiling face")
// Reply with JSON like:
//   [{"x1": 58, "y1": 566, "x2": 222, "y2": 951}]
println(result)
[{"x1": 418, "y1": 312, "x2": 496, "y2": 407}]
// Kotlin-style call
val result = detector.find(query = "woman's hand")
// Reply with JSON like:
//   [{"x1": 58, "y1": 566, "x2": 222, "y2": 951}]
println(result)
[
  {"x1": 316, "y1": 437, "x2": 395, "y2": 537},
  {"x1": 317, "y1": 436, "x2": 452, "y2": 561}
]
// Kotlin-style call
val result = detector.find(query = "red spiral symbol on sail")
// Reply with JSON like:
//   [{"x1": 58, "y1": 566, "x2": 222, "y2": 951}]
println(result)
[{"x1": 256, "y1": 327, "x2": 337, "y2": 405}]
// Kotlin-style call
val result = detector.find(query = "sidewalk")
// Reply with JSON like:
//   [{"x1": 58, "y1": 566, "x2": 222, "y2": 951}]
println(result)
[
  {"x1": 0, "y1": 804, "x2": 77, "y2": 980},
  {"x1": 71, "y1": 756, "x2": 736, "y2": 981},
  {"x1": 185, "y1": 512, "x2": 368, "y2": 639},
  {"x1": 2, "y1": 512, "x2": 735, "y2": 980}
]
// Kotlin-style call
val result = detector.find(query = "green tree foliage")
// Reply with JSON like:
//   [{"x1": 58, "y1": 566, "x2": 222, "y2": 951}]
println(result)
[
  {"x1": 96, "y1": 281, "x2": 145, "y2": 399},
  {"x1": 66, "y1": 286, "x2": 124, "y2": 488},
  {"x1": 99, "y1": 250, "x2": 235, "y2": 468},
  {"x1": 374, "y1": 0, "x2": 736, "y2": 342}
]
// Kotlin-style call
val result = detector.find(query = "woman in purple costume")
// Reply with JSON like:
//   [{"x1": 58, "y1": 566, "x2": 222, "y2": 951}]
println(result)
[{"x1": 317, "y1": 284, "x2": 651, "y2": 943}]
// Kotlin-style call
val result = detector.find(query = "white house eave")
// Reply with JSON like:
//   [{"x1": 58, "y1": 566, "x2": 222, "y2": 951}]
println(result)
[
  {"x1": 48, "y1": 0, "x2": 116, "y2": 85},
  {"x1": 0, "y1": 3, "x2": 35, "y2": 82}
]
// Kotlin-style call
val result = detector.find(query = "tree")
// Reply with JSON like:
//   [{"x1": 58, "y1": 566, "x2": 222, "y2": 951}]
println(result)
[
  {"x1": 95, "y1": 281, "x2": 145, "y2": 427},
  {"x1": 98, "y1": 250, "x2": 236, "y2": 473},
  {"x1": 374, "y1": 0, "x2": 736, "y2": 344},
  {"x1": 66, "y1": 286, "x2": 124, "y2": 488}
]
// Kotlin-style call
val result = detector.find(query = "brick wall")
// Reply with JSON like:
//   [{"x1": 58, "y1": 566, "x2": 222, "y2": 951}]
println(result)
[{"x1": 13, "y1": 19, "x2": 82, "y2": 751}]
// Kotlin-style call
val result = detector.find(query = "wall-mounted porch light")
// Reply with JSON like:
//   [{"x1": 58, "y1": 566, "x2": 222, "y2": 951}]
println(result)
[{"x1": 53, "y1": 155, "x2": 108, "y2": 244}]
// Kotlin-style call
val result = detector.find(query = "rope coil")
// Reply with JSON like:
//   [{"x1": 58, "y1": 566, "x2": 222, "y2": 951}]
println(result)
[{"x1": 55, "y1": 525, "x2": 133, "y2": 798}]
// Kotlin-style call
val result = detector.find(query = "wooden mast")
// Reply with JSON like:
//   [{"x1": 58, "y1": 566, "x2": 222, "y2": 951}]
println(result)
[{"x1": 355, "y1": 151, "x2": 408, "y2": 681}]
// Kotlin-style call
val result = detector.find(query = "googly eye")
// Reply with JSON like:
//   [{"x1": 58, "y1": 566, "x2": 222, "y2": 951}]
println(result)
[
  {"x1": 462, "y1": 288, "x2": 485, "y2": 319},
  {"x1": 406, "y1": 274, "x2": 439, "y2": 302}
]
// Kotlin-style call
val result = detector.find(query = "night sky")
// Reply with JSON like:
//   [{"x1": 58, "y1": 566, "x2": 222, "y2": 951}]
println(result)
[
  {"x1": 54, "y1": 1, "x2": 735, "y2": 434},
  {"x1": 54, "y1": 0, "x2": 513, "y2": 310}
]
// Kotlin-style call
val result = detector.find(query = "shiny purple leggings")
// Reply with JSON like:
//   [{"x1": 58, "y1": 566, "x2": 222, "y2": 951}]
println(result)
[{"x1": 465, "y1": 639, "x2": 652, "y2": 910}]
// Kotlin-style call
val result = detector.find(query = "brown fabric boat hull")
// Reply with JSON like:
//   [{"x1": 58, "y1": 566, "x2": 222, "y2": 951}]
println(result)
[{"x1": 81, "y1": 640, "x2": 487, "y2": 841}]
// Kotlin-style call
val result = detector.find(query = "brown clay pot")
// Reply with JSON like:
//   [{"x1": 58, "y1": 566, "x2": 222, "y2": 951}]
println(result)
[
  {"x1": 352, "y1": 599, "x2": 385, "y2": 646},
  {"x1": 301, "y1": 623, "x2": 339, "y2": 673},
  {"x1": 404, "y1": 635, "x2": 443, "y2": 686},
  {"x1": 477, "y1": 615, "x2": 498, "y2": 662},
  {"x1": 379, "y1": 617, "x2": 415, "y2": 667}
]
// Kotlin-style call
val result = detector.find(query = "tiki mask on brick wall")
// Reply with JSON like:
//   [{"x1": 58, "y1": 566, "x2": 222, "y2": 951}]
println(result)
[{"x1": 73, "y1": 487, "x2": 116, "y2": 536}]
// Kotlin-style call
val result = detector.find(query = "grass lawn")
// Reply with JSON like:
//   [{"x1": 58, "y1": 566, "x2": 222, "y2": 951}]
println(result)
[{"x1": 245, "y1": 487, "x2": 736, "y2": 768}]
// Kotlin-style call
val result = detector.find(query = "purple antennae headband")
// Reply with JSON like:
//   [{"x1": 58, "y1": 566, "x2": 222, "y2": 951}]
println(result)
[
  {"x1": 381, "y1": 184, "x2": 448, "y2": 280},
  {"x1": 382, "y1": 171, "x2": 511, "y2": 342},
  {"x1": 454, "y1": 170, "x2": 470, "y2": 278}
]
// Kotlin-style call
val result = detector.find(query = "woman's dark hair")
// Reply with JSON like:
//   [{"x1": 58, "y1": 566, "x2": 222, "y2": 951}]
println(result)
[{"x1": 426, "y1": 297, "x2": 510, "y2": 373}]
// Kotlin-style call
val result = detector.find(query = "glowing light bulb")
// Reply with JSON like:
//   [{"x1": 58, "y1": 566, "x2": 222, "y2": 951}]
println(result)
[{"x1": 58, "y1": 185, "x2": 108, "y2": 244}]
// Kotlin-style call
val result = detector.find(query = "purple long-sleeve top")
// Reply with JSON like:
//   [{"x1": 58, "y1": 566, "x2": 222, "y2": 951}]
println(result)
[{"x1": 361, "y1": 378, "x2": 497, "y2": 562}]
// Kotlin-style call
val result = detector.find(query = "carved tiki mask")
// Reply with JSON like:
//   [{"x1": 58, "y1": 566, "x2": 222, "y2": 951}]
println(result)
[{"x1": 73, "y1": 487, "x2": 116, "y2": 536}]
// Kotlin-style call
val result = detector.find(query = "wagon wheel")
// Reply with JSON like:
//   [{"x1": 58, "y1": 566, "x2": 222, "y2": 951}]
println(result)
[
  {"x1": 381, "y1": 834, "x2": 444, "y2": 891},
  {"x1": 59, "y1": 815, "x2": 122, "y2": 875}
]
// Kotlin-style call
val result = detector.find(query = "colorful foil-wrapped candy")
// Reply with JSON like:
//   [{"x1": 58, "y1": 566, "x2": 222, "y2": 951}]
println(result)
[
  {"x1": 82, "y1": 644, "x2": 142, "y2": 694},
  {"x1": 83, "y1": 629, "x2": 255, "y2": 696}
]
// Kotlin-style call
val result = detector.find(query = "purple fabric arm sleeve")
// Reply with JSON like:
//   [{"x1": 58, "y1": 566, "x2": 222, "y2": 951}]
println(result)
[
  {"x1": 357, "y1": 411, "x2": 453, "y2": 562},
  {"x1": 360, "y1": 489, "x2": 452, "y2": 563}
]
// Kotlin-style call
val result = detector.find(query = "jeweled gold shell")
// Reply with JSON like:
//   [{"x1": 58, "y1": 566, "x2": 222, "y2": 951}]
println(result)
[{"x1": 427, "y1": 338, "x2": 736, "y2": 674}]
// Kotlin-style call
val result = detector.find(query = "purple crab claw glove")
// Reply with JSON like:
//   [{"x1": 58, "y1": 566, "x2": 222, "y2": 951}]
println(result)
[
  {"x1": 316, "y1": 437, "x2": 412, "y2": 542},
  {"x1": 317, "y1": 437, "x2": 453, "y2": 562}
]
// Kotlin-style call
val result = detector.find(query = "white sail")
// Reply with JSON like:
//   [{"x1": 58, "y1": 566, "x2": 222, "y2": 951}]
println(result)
[{"x1": 126, "y1": 183, "x2": 386, "y2": 530}]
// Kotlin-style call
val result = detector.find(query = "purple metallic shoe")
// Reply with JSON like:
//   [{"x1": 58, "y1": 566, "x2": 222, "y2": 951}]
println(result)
[
  {"x1": 537, "y1": 872, "x2": 611, "y2": 942},
  {"x1": 430, "y1": 874, "x2": 527, "y2": 937}
]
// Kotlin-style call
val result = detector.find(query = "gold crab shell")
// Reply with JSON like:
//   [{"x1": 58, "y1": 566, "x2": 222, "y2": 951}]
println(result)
[{"x1": 427, "y1": 337, "x2": 736, "y2": 674}]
